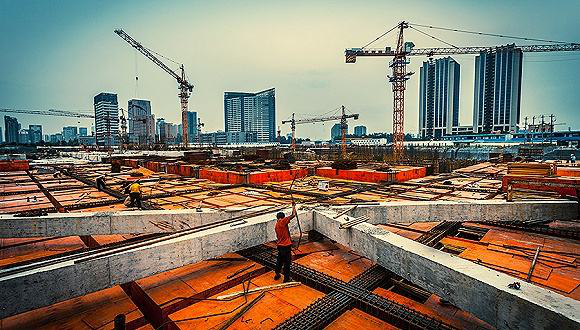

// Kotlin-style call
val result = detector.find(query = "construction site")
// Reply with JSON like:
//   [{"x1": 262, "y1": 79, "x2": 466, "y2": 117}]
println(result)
[
  {"x1": 0, "y1": 150, "x2": 579, "y2": 330},
  {"x1": 1, "y1": 10, "x2": 580, "y2": 330}
]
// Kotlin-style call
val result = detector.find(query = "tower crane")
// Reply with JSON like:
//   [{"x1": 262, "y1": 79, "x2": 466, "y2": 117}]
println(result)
[
  {"x1": 196, "y1": 117, "x2": 204, "y2": 146},
  {"x1": 282, "y1": 105, "x2": 359, "y2": 159},
  {"x1": 0, "y1": 108, "x2": 94, "y2": 118},
  {"x1": 114, "y1": 29, "x2": 194, "y2": 146},
  {"x1": 346, "y1": 21, "x2": 580, "y2": 160}
]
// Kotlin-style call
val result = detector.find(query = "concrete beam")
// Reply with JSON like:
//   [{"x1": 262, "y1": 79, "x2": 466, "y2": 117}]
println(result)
[
  {"x1": 0, "y1": 209, "x2": 312, "y2": 318},
  {"x1": 2, "y1": 200, "x2": 575, "y2": 238},
  {"x1": 313, "y1": 210, "x2": 580, "y2": 330},
  {"x1": 332, "y1": 200, "x2": 578, "y2": 224},
  {"x1": 0, "y1": 206, "x2": 282, "y2": 238}
]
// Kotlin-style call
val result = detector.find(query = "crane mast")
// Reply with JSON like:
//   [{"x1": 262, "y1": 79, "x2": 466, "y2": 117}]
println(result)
[
  {"x1": 389, "y1": 22, "x2": 412, "y2": 160},
  {"x1": 282, "y1": 105, "x2": 359, "y2": 158},
  {"x1": 114, "y1": 29, "x2": 194, "y2": 146},
  {"x1": 346, "y1": 21, "x2": 580, "y2": 161}
]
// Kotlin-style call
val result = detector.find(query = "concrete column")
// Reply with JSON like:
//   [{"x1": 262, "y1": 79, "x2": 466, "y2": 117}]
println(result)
[
  {"x1": 313, "y1": 210, "x2": 580, "y2": 330},
  {"x1": 0, "y1": 211, "x2": 312, "y2": 318}
]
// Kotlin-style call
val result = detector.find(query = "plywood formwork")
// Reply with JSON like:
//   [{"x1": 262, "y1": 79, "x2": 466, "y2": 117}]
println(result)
[{"x1": 0, "y1": 158, "x2": 579, "y2": 330}]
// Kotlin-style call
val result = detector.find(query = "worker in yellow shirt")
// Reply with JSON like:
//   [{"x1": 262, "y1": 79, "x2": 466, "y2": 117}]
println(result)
[{"x1": 129, "y1": 180, "x2": 142, "y2": 209}]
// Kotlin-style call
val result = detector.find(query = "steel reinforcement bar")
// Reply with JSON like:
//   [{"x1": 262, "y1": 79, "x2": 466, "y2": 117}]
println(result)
[{"x1": 240, "y1": 246, "x2": 455, "y2": 329}]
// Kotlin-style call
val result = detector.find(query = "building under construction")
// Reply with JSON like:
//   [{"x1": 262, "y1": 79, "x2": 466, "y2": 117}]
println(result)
[{"x1": 0, "y1": 150, "x2": 579, "y2": 330}]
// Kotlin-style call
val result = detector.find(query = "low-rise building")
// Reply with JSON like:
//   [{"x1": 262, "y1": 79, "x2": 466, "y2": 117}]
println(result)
[
  {"x1": 351, "y1": 138, "x2": 388, "y2": 146},
  {"x1": 200, "y1": 131, "x2": 258, "y2": 145}
]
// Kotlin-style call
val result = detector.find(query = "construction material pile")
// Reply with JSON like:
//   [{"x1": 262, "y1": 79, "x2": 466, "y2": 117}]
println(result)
[{"x1": 507, "y1": 162, "x2": 555, "y2": 176}]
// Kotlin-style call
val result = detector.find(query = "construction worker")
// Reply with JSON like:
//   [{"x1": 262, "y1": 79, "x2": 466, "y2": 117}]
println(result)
[
  {"x1": 96, "y1": 176, "x2": 106, "y2": 191},
  {"x1": 129, "y1": 180, "x2": 142, "y2": 209},
  {"x1": 274, "y1": 202, "x2": 297, "y2": 283}
]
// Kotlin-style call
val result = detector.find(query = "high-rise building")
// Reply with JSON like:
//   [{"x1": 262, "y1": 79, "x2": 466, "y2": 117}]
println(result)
[
  {"x1": 28, "y1": 125, "x2": 43, "y2": 143},
  {"x1": 94, "y1": 92, "x2": 119, "y2": 146},
  {"x1": 62, "y1": 126, "x2": 78, "y2": 142},
  {"x1": 354, "y1": 125, "x2": 367, "y2": 137},
  {"x1": 186, "y1": 111, "x2": 198, "y2": 143},
  {"x1": 79, "y1": 127, "x2": 88, "y2": 136},
  {"x1": 50, "y1": 133, "x2": 63, "y2": 144},
  {"x1": 128, "y1": 99, "x2": 155, "y2": 145},
  {"x1": 331, "y1": 123, "x2": 347, "y2": 140},
  {"x1": 156, "y1": 118, "x2": 166, "y2": 143},
  {"x1": 19, "y1": 129, "x2": 30, "y2": 144},
  {"x1": 473, "y1": 44, "x2": 523, "y2": 133},
  {"x1": 4, "y1": 116, "x2": 20, "y2": 143},
  {"x1": 418, "y1": 57, "x2": 460, "y2": 139},
  {"x1": 224, "y1": 88, "x2": 275, "y2": 143},
  {"x1": 157, "y1": 122, "x2": 179, "y2": 144}
]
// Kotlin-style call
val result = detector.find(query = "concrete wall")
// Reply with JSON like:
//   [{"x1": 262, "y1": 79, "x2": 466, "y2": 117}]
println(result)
[{"x1": 313, "y1": 210, "x2": 580, "y2": 330}]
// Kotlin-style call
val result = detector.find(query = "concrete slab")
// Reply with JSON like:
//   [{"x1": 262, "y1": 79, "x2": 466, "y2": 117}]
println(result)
[{"x1": 313, "y1": 209, "x2": 580, "y2": 330}]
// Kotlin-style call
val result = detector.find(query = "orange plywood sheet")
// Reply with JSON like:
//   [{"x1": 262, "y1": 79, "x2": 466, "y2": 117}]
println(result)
[
  {"x1": 423, "y1": 294, "x2": 494, "y2": 330},
  {"x1": 294, "y1": 248, "x2": 372, "y2": 282},
  {"x1": 378, "y1": 224, "x2": 423, "y2": 241},
  {"x1": 169, "y1": 271, "x2": 323, "y2": 329},
  {"x1": 441, "y1": 233, "x2": 580, "y2": 298},
  {"x1": 0, "y1": 285, "x2": 145, "y2": 330},
  {"x1": 0, "y1": 236, "x2": 86, "y2": 267},
  {"x1": 373, "y1": 288, "x2": 492, "y2": 329},
  {"x1": 325, "y1": 309, "x2": 400, "y2": 330},
  {"x1": 136, "y1": 253, "x2": 258, "y2": 306}
]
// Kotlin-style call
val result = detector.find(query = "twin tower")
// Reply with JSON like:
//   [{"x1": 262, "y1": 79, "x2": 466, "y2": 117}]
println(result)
[{"x1": 419, "y1": 45, "x2": 523, "y2": 139}]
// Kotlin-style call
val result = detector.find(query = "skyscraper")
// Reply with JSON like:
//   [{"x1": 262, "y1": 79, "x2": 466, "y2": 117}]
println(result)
[
  {"x1": 28, "y1": 125, "x2": 43, "y2": 143},
  {"x1": 62, "y1": 126, "x2": 78, "y2": 142},
  {"x1": 156, "y1": 118, "x2": 166, "y2": 143},
  {"x1": 354, "y1": 125, "x2": 367, "y2": 137},
  {"x1": 128, "y1": 99, "x2": 155, "y2": 145},
  {"x1": 224, "y1": 88, "x2": 275, "y2": 143},
  {"x1": 473, "y1": 44, "x2": 523, "y2": 133},
  {"x1": 4, "y1": 116, "x2": 20, "y2": 143},
  {"x1": 186, "y1": 111, "x2": 198, "y2": 143},
  {"x1": 94, "y1": 92, "x2": 119, "y2": 146},
  {"x1": 331, "y1": 123, "x2": 346, "y2": 140},
  {"x1": 19, "y1": 129, "x2": 29, "y2": 144},
  {"x1": 418, "y1": 57, "x2": 460, "y2": 139}
]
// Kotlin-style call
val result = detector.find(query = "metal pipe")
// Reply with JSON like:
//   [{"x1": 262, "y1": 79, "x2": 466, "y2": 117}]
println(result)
[{"x1": 526, "y1": 247, "x2": 541, "y2": 282}]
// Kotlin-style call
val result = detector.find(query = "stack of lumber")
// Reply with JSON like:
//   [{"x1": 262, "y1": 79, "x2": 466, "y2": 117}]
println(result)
[{"x1": 507, "y1": 162, "x2": 555, "y2": 176}]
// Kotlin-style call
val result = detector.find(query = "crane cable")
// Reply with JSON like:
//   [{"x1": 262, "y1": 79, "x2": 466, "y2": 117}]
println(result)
[
  {"x1": 361, "y1": 23, "x2": 400, "y2": 49},
  {"x1": 408, "y1": 26, "x2": 459, "y2": 48},
  {"x1": 409, "y1": 23, "x2": 571, "y2": 44},
  {"x1": 290, "y1": 173, "x2": 302, "y2": 253}
]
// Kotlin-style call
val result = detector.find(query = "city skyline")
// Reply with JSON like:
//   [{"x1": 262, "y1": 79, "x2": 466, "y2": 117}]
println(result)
[{"x1": 1, "y1": 1, "x2": 579, "y2": 141}]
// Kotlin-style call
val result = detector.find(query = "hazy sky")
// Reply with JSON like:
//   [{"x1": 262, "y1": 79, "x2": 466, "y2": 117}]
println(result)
[{"x1": 1, "y1": 0, "x2": 579, "y2": 139}]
